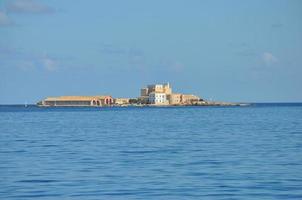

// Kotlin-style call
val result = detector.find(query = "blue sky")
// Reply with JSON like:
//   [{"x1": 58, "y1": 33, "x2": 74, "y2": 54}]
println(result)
[{"x1": 0, "y1": 0, "x2": 302, "y2": 104}]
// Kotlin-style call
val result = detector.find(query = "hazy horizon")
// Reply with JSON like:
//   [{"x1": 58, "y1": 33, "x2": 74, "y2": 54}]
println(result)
[{"x1": 1, "y1": 0, "x2": 302, "y2": 104}]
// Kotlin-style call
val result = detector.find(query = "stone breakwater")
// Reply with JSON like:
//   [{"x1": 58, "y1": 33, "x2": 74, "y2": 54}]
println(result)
[
  {"x1": 116, "y1": 101, "x2": 249, "y2": 107},
  {"x1": 192, "y1": 101, "x2": 247, "y2": 106}
]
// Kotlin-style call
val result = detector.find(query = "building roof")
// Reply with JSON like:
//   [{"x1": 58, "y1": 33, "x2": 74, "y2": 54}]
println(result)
[
  {"x1": 114, "y1": 98, "x2": 130, "y2": 100},
  {"x1": 181, "y1": 94, "x2": 200, "y2": 99},
  {"x1": 44, "y1": 96, "x2": 112, "y2": 101}
]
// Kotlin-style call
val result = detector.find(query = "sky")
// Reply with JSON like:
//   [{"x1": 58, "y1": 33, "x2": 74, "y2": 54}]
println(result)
[{"x1": 0, "y1": 0, "x2": 302, "y2": 104}]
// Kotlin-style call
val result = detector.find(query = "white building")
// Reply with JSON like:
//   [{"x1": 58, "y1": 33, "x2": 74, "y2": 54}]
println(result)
[{"x1": 148, "y1": 92, "x2": 168, "y2": 105}]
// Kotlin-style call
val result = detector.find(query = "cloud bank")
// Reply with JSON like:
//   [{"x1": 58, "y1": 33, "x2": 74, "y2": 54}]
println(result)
[
  {"x1": 0, "y1": 44, "x2": 59, "y2": 72},
  {"x1": 6, "y1": 0, "x2": 54, "y2": 14},
  {"x1": 262, "y1": 52, "x2": 278, "y2": 65}
]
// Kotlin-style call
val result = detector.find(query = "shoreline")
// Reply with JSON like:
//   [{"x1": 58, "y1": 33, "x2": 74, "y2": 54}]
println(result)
[
  {"x1": 35, "y1": 101, "x2": 248, "y2": 108},
  {"x1": 2, "y1": 103, "x2": 302, "y2": 108}
]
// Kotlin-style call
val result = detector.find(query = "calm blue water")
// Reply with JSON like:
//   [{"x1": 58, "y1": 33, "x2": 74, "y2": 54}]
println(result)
[{"x1": 1, "y1": 104, "x2": 302, "y2": 199}]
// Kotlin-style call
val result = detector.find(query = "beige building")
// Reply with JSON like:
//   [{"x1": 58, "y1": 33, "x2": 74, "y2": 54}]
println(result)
[
  {"x1": 167, "y1": 93, "x2": 182, "y2": 105},
  {"x1": 146, "y1": 83, "x2": 172, "y2": 94},
  {"x1": 140, "y1": 83, "x2": 172, "y2": 105},
  {"x1": 181, "y1": 94, "x2": 200, "y2": 104},
  {"x1": 139, "y1": 83, "x2": 201, "y2": 105},
  {"x1": 114, "y1": 98, "x2": 130, "y2": 105},
  {"x1": 163, "y1": 83, "x2": 172, "y2": 95},
  {"x1": 167, "y1": 93, "x2": 200, "y2": 105},
  {"x1": 38, "y1": 96, "x2": 113, "y2": 107}
]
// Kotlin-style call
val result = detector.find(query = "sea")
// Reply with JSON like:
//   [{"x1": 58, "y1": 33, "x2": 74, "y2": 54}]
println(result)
[{"x1": 0, "y1": 104, "x2": 302, "y2": 199}]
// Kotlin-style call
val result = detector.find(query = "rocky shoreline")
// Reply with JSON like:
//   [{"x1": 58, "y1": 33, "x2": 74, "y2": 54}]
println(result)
[{"x1": 114, "y1": 101, "x2": 249, "y2": 107}]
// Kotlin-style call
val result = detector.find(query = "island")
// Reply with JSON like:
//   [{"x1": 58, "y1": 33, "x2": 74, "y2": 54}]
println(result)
[{"x1": 37, "y1": 83, "x2": 245, "y2": 107}]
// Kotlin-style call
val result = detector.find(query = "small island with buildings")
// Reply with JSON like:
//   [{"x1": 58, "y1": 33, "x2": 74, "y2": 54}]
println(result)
[{"x1": 37, "y1": 83, "x2": 243, "y2": 107}]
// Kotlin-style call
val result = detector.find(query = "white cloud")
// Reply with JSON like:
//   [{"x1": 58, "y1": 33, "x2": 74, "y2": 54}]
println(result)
[
  {"x1": 262, "y1": 52, "x2": 278, "y2": 65},
  {"x1": 41, "y1": 57, "x2": 57, "y2": 71},
  {"x1": 7, "y1": 0, "x2": 54, "y2": 14},
  {"x1": 0, "y1": 44, "x2": 64, "y2": 72},
  {"x1": 0, "y1": 11, "x2": 12, "y2": 26}
]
